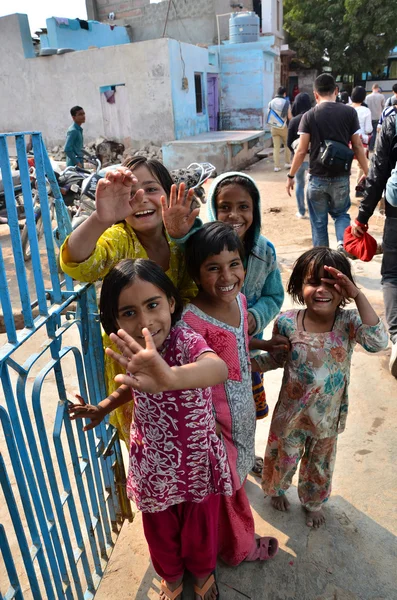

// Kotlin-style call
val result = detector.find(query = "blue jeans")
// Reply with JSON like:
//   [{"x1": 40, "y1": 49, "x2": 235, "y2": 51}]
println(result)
[
  {"x1": 381, "y1": 217, "x2": 397, "y2": 342},
  {"x1": 307, "y1": 175, "x2": 351, "y2": 247},
  {"x1": 295, "y1": 161, "x2": 308, "y2": 216}
]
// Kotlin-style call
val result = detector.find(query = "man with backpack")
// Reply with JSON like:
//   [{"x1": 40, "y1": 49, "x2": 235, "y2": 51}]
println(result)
[
  {"x1": 352, "y1": 112, "x2": 397, "y2": 377},
  {"x1": 267, "y1": 87, "x2": 292, "y2": 172},
  {"x1": 286, "y1": 74, "x2": 368, "y2": 251}
]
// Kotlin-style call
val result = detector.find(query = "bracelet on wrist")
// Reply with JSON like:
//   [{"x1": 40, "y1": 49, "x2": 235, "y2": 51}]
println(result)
[{"x1": 287, "y1": 173, "x2": 295, "y2": 179}]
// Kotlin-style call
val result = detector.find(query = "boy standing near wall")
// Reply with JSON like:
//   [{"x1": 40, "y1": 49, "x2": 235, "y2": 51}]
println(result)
[{"x1": 64, "y1": 106, "x2": 86, "y2": 167}]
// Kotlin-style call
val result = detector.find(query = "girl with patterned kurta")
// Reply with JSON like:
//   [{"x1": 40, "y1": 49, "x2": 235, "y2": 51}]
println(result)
[
  {"x1": 69, "y1": 258, "x2": 231, "y2": 600},
  {"x1": 253, "y1": 248, "x2": 388, "y2": 528},
  {"x1": 182, "y1": 222, "x2": 279, "y2": 566},
  {"x1": 60, "y1": 157, "x2": 197, "y2": 445}
]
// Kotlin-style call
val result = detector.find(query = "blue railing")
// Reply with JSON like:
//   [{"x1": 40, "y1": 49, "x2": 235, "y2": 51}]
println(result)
[{"x1": 0, "y1": 132, "x2": 132, "y2": 599}]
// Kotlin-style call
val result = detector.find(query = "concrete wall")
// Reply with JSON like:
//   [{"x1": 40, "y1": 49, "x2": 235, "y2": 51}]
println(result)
[
  {"x1": 87, "y1": 0, "x2": 254, "y2": 45},
  {"x1": 169, "y1": 40, "x2": 220, "y2": 139},
  {"x1": 261, "y1": 0, "x2": 283, "y2": 38},
  {"x1": 210, "y1": 37, "x2": 277, "y2": 130},
  {"x1": 0, "y1": 14, "x2": 175, "y2": 148},
  {"x1": 43, "y1": 18, "x2": 130, "y2": 50}
]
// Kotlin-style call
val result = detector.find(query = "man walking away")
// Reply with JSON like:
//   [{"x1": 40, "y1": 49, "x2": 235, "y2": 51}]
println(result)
[
  {"x1": 366, "y1": 84, "x2": 385, "y2": 151},
  {"x1": 384, "y1": 83, "x2": 397, "y2": 108},
  {"x1": 268, "y1": 87, "x2": 292, "y2": 172},
  {"x1": 352, "y1": 113, "x2": 397, "y2": 377},
  {"x1": 65, "y1": 106, "x2": 85, "y2": 167},
  {"x1": 286, "y1": 74, "x2": 368, "y2": 250}
]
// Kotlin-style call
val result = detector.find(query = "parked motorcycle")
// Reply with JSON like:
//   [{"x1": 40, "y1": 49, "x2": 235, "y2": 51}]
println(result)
[{"x1": 21, "y1": 156, "x2": 101, "y2": 261}]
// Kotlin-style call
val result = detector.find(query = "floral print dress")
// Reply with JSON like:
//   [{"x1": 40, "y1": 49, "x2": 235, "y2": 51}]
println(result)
[{"x1": 258, "y1": 308, "x2": 388, "y2": 510}]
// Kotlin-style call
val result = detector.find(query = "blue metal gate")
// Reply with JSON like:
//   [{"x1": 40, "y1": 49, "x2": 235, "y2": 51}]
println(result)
[{"x1": 0, "y1": 132, "x2": 132, "y2": 599}]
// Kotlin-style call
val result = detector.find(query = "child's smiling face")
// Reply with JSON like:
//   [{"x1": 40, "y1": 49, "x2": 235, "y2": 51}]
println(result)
[
  {"x1": 196, "y1": 248, "x2": 245, "y2": 305},
  {"x1": 126, "y1": 165, "x2": 166, "y2": 233},
  {"x1": 302, "y1": 265, "x2": 342, "y2": 319},
  {"x1": 117, "y1": 278, "x2": 175, "y2": 348},
  {"x1": 215, "y1": 183, "x2": 254, "y2": 240}
]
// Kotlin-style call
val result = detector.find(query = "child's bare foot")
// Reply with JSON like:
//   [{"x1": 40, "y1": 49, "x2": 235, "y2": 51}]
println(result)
[
  {"x1": 160, "y1": 577, "x2": 183, "y2": 600},
  {"x1": 194, "y1": 573, "x2": 218, "y2": 600},
  {"x1": 271, "y1": 496, "x2": 290, "y2": 512},
  {"x1": 305, "y1": 508, "x2": 325, "y2": 528}
]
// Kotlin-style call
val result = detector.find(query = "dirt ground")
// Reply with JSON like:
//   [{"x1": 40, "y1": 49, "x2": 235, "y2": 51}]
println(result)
[
  {"x1": 1, "y1": 153, "x2": 396, "y2": 600},
  {"x1": 93, "y1": 154, "x2": 397, "y2": 600}
]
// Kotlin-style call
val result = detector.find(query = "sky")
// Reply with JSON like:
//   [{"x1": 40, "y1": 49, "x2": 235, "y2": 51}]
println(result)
[{"x1": 0, "y1": 0, "x2": 87, "y2": 35}]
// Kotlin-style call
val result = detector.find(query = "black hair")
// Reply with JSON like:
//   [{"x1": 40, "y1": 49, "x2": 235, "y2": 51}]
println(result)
[
  {"x1": 287, "y1": 247, "x2": 355, "y2": 308},
  {"x1": 99, "y1": 258, "x2": 183, "y2": 336},
  {"x1": 70, "y1": 106, "x2": 83, "y2": 117},
  {"x1": 393, "y1": 83, "x2": 397, "y2": 94},
  {"x1": 291, "y1": 92, "x2": 312, "y2": 117},
  {"x1": 314, "y1": 74, "x2": 336, "y2": 96},
  {"x1": 122, "y1": 155, "x2": 174, "y2": 198},
  {"x1": 340, "y1": 91, "x2": 349, "y2": 104},
  {"x1": 351, "y1": 86, "x2": 366, "y2": 104},
  {"x1": 185, "y1": 221, "x2": 245, "y2": 283},
  {"x1": 213, "y1": 175, "x2": 259, "y2": 256},
  {"x1": 277, "y1": 86, "x2": 287, "y2": 96}
]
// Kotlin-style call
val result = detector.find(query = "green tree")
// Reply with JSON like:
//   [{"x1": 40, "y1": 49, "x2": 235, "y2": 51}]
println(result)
[{"x1": 284, "y1": 0, "x2": 397, "y2": 76}]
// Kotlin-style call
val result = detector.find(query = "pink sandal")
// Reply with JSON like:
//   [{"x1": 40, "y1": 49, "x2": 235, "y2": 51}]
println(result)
[
  {"x1": 245, "y1": 536, "x2": 279, "y2": 561},
  {"x1": 160, "y1": 580, "x2": 183, "y2": 600}
]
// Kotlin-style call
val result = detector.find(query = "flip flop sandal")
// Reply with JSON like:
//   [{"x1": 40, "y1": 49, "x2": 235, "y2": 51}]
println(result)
[
  {"x1": 194, "y1": 573, "x2": 220, "y2": 599},
  {"x1": 244, "y1": 536, "x2": 279, "y2": 561},
  {"x1": 160, "y1": 580, "x2": 183, "y2": 600},
  {"x1": 251, "y1": 456, "x2": 264, "y2": 476}
]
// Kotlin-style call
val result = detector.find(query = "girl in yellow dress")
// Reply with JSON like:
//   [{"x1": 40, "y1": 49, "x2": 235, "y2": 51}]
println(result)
[{"x1": 61, "y1": 156, "x2": 198, "y2": 443}]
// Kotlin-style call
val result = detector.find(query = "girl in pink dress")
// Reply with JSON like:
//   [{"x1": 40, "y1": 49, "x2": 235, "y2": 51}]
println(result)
[
  {"x1": 69, "y1": 258, "x2": 232, "y2": 600},
  {"x1": 181, "y1": 222, "x2": 279, "y2": 566}
]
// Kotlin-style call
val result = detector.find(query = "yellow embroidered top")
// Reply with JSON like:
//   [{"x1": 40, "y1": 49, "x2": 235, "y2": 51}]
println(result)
[{"x1": 60, "y1": 221, "x2": 197, "y2": 444}]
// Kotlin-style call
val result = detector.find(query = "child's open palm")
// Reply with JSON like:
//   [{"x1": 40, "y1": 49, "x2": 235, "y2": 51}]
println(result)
[
  {"x1": 106, "y1": 328, "x2": 176, "y2": 394},
  {"x1": 321, "y1": 265, "x2": 360, "y2": 299},
  {"x1": 95, "y1": 167, "x2": 144, "y2": 225},
  {"x1": 161, "y1": 183, "x2": 200, "y2": 238}
]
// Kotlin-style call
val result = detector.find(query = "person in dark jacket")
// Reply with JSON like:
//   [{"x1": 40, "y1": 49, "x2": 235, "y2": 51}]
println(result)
[
  {"x1": 352, "y1": 113, "x2": 397, "y2": 377},
  {"x1": 287, "y1": 92, "x2": 312, "y2": 218}
]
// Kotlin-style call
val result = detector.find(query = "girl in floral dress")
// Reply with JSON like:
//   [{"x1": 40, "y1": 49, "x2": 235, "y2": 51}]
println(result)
[
  {"x1": 182, "y1": 222, "x2": 279, "y2": 565},
  {"x1": 69, "y1": 258, "x2": 232, "y2": 600},
  {"x1": 253, "y1": 247, "x2": 388, "y2": 528}
]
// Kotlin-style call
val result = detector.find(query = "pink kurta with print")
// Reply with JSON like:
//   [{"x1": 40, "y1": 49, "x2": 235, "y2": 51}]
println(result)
[
  {"x1": 126, "y1": 325, "x2": 232, "y2": 513},
  {"x1": 181, "y1": 294, "x2": 256, "y2": 490}
]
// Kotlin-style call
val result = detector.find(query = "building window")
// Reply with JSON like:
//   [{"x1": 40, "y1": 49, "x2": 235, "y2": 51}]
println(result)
[{"x1": 194, "y1": 73, "x2": 204, "y2": 114}]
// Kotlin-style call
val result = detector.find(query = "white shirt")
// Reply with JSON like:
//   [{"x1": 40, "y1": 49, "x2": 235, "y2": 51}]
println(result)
[{"x1": 353, "y1": 105, "x2": 373, "y2": 144}]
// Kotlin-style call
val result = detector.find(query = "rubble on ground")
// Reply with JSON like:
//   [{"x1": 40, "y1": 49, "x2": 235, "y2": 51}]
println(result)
[
  {"x1": 48, "y1": 139, "x2": 163, "y2": 167},
  {"x1": 122, "y1": 144, "x2": 163, "y2": 162}
]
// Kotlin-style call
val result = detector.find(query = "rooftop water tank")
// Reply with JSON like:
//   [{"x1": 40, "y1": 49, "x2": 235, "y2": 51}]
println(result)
[{"x1": 229, "y1": 11, "x2": 260, "y2": 44}]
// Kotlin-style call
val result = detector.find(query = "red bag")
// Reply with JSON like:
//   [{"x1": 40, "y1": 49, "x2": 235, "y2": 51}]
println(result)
[{"x1": 343, "y1": 225, "x2": 377, "y2": 262}]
